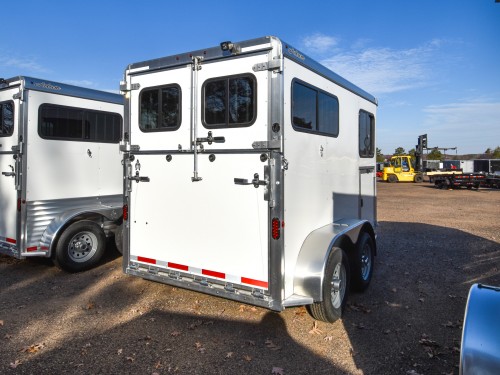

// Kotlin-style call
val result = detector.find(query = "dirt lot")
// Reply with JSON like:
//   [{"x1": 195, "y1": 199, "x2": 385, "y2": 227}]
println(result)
[{"x1": 1, "y1": 182, "x2": 499, "y2": 375}]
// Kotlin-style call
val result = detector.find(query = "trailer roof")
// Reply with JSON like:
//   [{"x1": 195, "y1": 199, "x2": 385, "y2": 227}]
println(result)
[
  {"x1": 125, "y1": 36, "x2": 377, "y2": 105},
  {"x1": 0, "y1": 76, "x2": 123, "y2": 105}
]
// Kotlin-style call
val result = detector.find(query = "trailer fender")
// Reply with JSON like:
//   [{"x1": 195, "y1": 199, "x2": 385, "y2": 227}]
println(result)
[
  {"x1": 39, "y1": 205, "x2": 122, "y2": 257},
  {"x1": 293, "y1": 219, "x2": 375, "y2": 302}
]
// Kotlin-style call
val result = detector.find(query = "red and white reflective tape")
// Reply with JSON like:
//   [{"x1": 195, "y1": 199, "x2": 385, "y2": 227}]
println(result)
[
  {"x1": 0, "y1": 236, "x2": 17, "y2": 245},
  {"x1": 26, "y1": 245, "x2": 49, "y2": 253},
  {"x1": 131, "y1": 255, "x2": 269, "y2": 289}
]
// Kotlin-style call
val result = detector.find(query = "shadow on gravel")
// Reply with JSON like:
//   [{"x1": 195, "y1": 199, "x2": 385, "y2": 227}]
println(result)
[
  {"x1": 343, "y1": 221, "x2": 500, "y2": 375},
  {"x1": 0, "y1": 222, "x2": 498, "y2": 375}
]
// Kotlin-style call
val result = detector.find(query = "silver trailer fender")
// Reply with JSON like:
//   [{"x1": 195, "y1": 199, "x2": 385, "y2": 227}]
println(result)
[
  {"x1": 460, "y1": 284, "x2": 500, "y2": 375},
  {"x1": 36, "y1": 196, "x2": 122, "y2": 257},
  {"x1": 293, "y1": 219, "x2": 376, "y2": 302}
]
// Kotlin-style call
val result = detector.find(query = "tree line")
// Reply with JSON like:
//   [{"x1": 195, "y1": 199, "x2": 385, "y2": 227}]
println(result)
[{"x1": 376, "y1": 146, "x2": 500, "y2": 162}]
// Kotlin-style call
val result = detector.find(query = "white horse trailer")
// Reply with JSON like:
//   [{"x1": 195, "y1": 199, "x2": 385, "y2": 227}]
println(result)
[
  {"x1": 120, "y1": 36, "x2": 377, "y2": 322},
  {"x1": 0, "y1": 76, "x2": 123, "y2": 272}
]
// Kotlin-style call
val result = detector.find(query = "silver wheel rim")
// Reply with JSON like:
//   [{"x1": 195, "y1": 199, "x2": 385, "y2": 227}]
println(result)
[
  {"x1": 360, "y1": 243, "x2": 372, "y2": 280},
  {"x1": 67, "y1": 231, "x2": 98, "y2": 263},
  {"x1": 330, "y1": 262, "x2": 347, "y2": 309}
]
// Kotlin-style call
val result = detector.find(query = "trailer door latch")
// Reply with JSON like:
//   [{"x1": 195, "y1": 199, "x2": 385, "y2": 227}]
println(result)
[
  {"x1": 2, "y1": 165, "x2": 15, "y2": 177},
  {"x1": 128, "y1": 171, "x2": 150, "y2": 183},
  {"x1": 234, "y1": 173, "x2": 267, "y2": 188}
]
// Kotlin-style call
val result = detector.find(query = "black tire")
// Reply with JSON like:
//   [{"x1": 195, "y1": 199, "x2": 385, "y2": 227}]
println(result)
[
  {"x1": 54, "y1": 220, "x2": 106, "y2": 272},
  {"x1": 114, "y1": 224, "x2": 123, "y2": 255},
  {"x1": 307, "y1": 248, "x2": 350, "y2": 323},
  {"x1": 388, "y1": 174, "x2": 397, "y2": 183},
  {"x1": 351, "y1": 233, "x2": 375, "y2": 292},
  {"x1": 414, "y1": 174, "x2": 423, "y2": 183}
]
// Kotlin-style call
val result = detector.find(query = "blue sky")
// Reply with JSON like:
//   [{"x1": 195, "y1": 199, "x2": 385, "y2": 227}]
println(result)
[{"x1": 1, "y1": 0, "x2": 499, "y2": 154}]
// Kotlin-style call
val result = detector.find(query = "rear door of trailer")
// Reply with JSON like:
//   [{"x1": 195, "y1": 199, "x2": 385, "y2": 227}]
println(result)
[
  {"x1": 128, "y1": 50, "x2": 271, "y2": 290},
  {"x1": 0, "y1": 86, "x2": 20, "y2": 252}
]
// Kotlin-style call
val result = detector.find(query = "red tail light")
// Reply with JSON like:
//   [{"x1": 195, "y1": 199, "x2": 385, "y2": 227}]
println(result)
[
  {"x1": 123, "y1": 204, "x2": 128, "y2": 221},
  {"x1": 272, "y1": 218, "x2": 280, "y2": 240},
  {"x1": 17, "y1": 198, "x2": 22, "y2": 212}
]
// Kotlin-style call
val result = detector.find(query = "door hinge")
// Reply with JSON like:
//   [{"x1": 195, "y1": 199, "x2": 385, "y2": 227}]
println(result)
[
  {"x1": 119, "y1": 81, "x2": 140, "y2": 92},
  {"x1": 119, "y1": 144, "x2": 140, "y2": 152},
  {"x1": 252, "y1": 140, "x2": 280, "y2": 150},
  {"x1": 252, "y1": 59, "x2": 282, "y2": 72}
]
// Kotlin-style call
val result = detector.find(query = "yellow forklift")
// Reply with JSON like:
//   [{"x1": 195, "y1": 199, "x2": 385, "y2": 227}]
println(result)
[{"x1": 382, "y1": 155, "x2": 424, "y2": 183}]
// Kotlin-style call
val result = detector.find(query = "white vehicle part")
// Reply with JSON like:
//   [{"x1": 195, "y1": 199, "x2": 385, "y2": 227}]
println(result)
[
  {"x1": 293, "y1": 219, "x2": 375, "y2": 302},
  {"x1": 460, "y1": 284, "x2": 500, "y2": 375}
]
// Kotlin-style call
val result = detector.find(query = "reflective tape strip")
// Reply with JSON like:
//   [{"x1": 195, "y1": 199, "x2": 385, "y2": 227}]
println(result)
[
  {"x1": 241, "y1": 277, "x2": 269, "y2": 289},
  {"x1": 137, "y1": 256, "x2": 156, "y2": 264},
  {"x1": 26, "y1": 246, "x2": 49, "y2": 252},
  {"x1": 202, "y1": 269, "x2": 225, "y2": 279},
  {"x1": 0, "y1": 237, "x2": 17, "y2": 244},
  {"x1": 168, "y1": 262, "x2": 189, "y2": 271},
  {"x1": 131, "y1": 255, "x2": 268, "y2": 289}
]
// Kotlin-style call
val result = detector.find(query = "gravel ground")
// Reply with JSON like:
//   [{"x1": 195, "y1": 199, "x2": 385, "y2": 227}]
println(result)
[{"x1": 1, "y1": 182, "x2": 499, "y2": 375}]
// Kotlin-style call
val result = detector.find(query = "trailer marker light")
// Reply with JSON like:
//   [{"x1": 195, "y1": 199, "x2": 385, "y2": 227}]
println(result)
[
  {"x1": 17, "y1": 198, "x2": 22, "y2": 212},
  {"x1": 27, "y1": 246, "x2": 38, "y2": 252},
  {"x1": 123, "y1": 204, "x2": 128, "y2": 221},
  {"x1": 272, "y1": 218, "x2": 281, "y2": 240},
  {"x1": 6, "y1": 238, "x2": 16, "y2": 244}
]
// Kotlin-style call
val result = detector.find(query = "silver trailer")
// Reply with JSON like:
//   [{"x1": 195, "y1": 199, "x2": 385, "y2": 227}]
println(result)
[
  {"x1": 120, "y1": 36, "x2": 377, "y2": 322},
  {"x1": 0, "y1": 77, "x2": 123, "y2": 272},
  {"x1": 460, "y1": 284, "x2": 500, "y2": 374}
]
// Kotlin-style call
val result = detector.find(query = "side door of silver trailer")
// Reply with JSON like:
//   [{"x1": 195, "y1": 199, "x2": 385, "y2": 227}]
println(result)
[
  {"x1": 359, "y1": 166, "x2": 376, "y2": 225},
  {"x1": 127, "y1": 52, "x2": 271, "y2": 291},
  {"x1": 0, "y1": 89, "x2": 20, "y2": 256}
]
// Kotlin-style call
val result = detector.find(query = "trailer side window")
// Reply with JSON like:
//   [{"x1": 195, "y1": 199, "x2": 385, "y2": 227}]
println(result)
[
  {"x1": 0, "y1": 101, "x2": 14, "y2": 137},
  {"x1": 202, "y1": 74, "x2": 256, "y2": 128},
  {"x1": 359, "y1": 110, "x2": 375, "y2": 158},
  {"x1": 139, "y1": 85, "x2": 181, "y2": 132},
  {"x1": 292, "y1": 80, "x2": 339, "y2": 137},
  {"x1": 39, "y1": 104, "x2": 122, "y2": 143}
]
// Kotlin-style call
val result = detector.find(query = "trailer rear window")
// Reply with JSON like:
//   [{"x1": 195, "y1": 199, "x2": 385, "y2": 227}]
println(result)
[
  {"x1": 359, "y1": 110, "x2": 375, "y2": 158},
  {"x1": 0, "y1": 101, "x2": 14, "y2": 137},
  {"x1": 139, "y1": 84, "x2": 181, "y2": 132},
  {"x1": 39, "y1": 104, "x2": 122, "y2": 143},
  {"x1": 292, "y1": 80, "x2": 339, "y2": 137},
  {"x1": 202, "y1": 74, "x2": 256, "y2": 128}
]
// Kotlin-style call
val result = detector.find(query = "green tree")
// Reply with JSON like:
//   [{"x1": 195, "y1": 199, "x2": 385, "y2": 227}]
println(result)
[
  {"x1": 493, "y1": 146, "x2": 500, "y2": 159},
  {"x1": 393, "y1": 147, "x2": 406, "y2": 155},
  {"x1": 408, "y1": 148, "x2": 416, "y2": 157},
  {"x1": 376, "y1": 148, "x2": 385, "y2": 162},
  {"x1": 427, "y1": 149, "x2": 443, "y2": 160},
  {"x1": 485, "y1": 147, "x2": 492, "y2": 155}
]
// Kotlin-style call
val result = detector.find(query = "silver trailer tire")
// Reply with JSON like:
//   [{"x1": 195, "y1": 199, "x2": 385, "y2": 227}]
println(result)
[
  {"x1": 307, "y1": 247, "x2": 350, "y2": 323},
  {"x1": 54, "y1": 220, "x2": 106, "y2": 272},
  {"x1": 351, "y1": 232, "x2": 375, "y2": 292}
]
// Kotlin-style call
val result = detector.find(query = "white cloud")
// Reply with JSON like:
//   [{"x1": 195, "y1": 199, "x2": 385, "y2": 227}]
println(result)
[
  {"x1": 0, "y1": 56, "x2": 46, "y2": 73},
  {"x1": 422, "y1": 100, "x2": 500, "y2": 152},
  {"x1": 299, "y1": 33, "x2": 446, "y2": 95},
  {"x1": 301, "y1": 33, "x2": 338, "y2": 54},
  {"x1": 321, "y1": 43, "x2": 439, "y2": 95}
]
